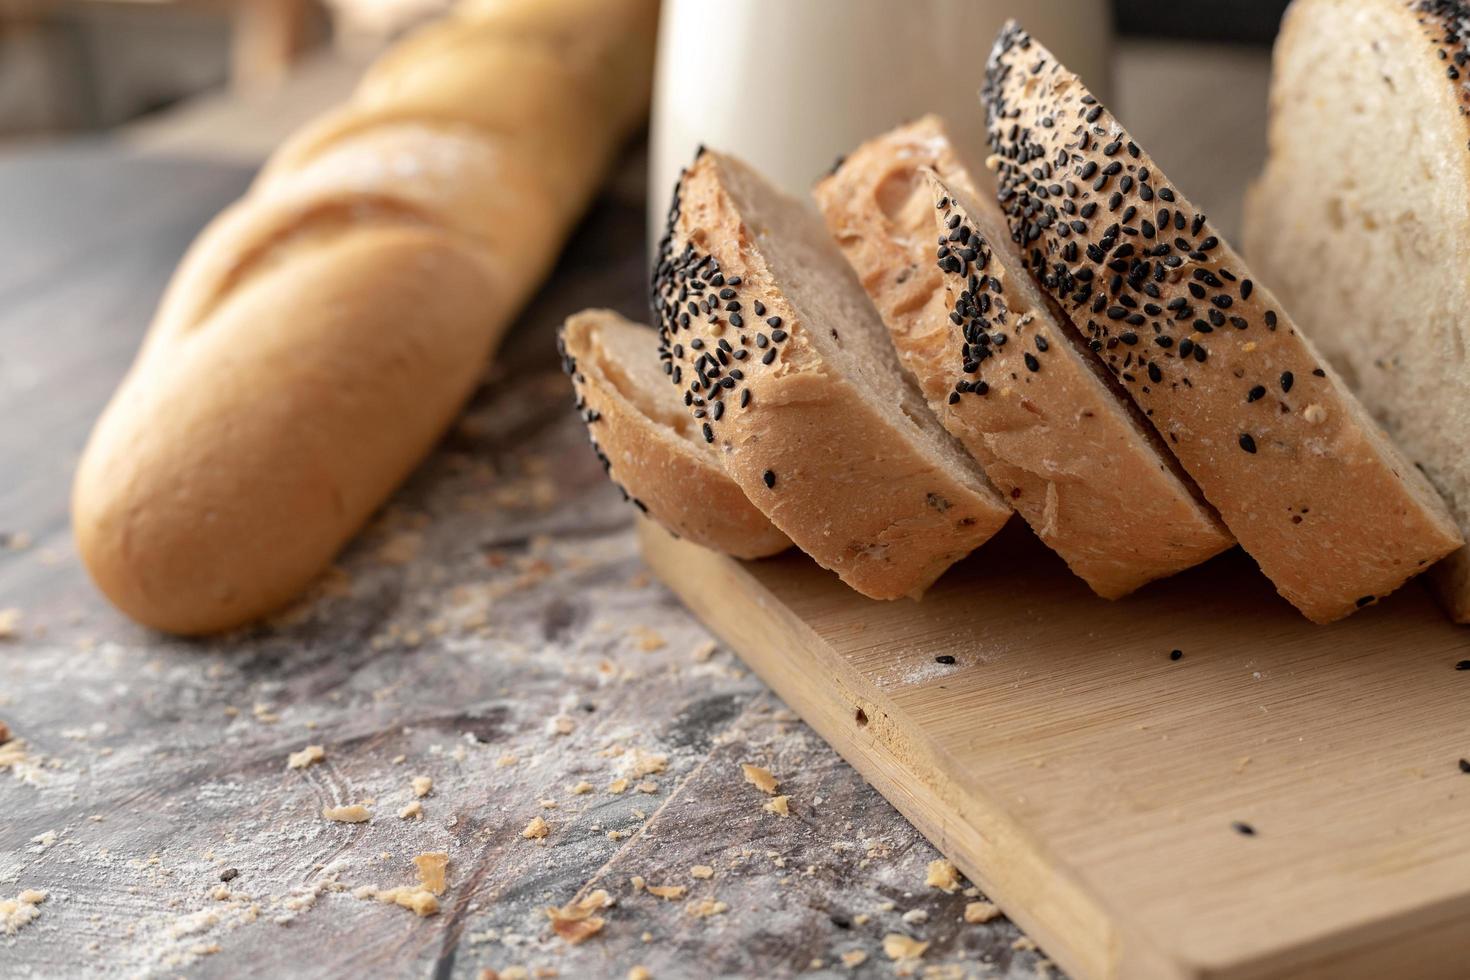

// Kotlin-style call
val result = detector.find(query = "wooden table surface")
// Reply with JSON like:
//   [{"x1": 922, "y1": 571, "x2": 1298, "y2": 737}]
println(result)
[{"x1": 0, "y1": 40, "x2": 1274, "y2": 979}]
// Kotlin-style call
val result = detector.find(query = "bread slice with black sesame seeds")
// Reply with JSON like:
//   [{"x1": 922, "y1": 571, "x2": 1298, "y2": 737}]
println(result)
[
  {"x1": 1245, "y1": 0, "x2": 1470, "y2": 622},
  {"x1": 985, "y1": 21, "x2": 1462, "y2": 623},
  {"x1": 559, "y1": 308, "x2": 790, "y2": 560},
  {"x1": 651, "y1": 149, "x2": 1013, "y2": 599},
  {"x1": 814, "y1": 117, "x2": 1233, "y2": 599}
]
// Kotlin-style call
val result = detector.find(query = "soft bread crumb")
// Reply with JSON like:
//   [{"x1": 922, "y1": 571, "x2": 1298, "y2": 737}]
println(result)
[
  {"x1": 412, "y1": 776, "x2": 433, "y2": 798},
  {"x1": 287, "y1": 745, "x2": 325, "y2": 769},
  {"x1": 414, "y1": 852, "x2": 449, "y2": 895},
  {"x1": 762, "y1": 795, "x2": 790, "y2": 817},
  {"x1": 926, "y1": 858, "x2": 960, "y2": 893},
  {"x1": 964, "y1": 901, "x2": 1001, "y2": 924},
  {"x1": 322, "y1": 804, "x2": 370, "y2": 823},
  {"x1": 0, "y1": 889, "x2": 46, "y2": 935},
  {"x1": 690, "y1": 865, "x2": 714, "y2": 879},
  {"x1": 629, "y1": 750, "x2": 668, "y2": 776},
  {"x1": 365, "y1": 885, "x2": 439, "y2": 917},
  {"x1": 521, "y1": 816, "x2": 549, "y2": 840},
  {"x1": 570, "y1": 781, "x2": 594, "y2": 795},
  {"x1": 546, "y1": 889, "x2": 610, "y2": 944},
  {"x1": 840, "y1": 950, "x2": 868, "y2": 968},
  {"x1": 883, "y1": 934, "x2": 929, "y2": 961},
  {"x1": 551, "y1": 716, "x2": 576, "y2": 735},
  {"x1": 630, "y1": 626, "x2": 666, "y2": 651},
  {"x1": 398, "y1": 801, "x2": 423, "y2": 820},
  {"x1": 645, "y1": 884, "x2": 685, "y2": 901},
  {"x1": 608, "y1": 779, "x2": 629, "y2": 794},
  {"x1": 1012, "y1": 936, "x2": 1038, "y2": 952},
  {"x1": 741, "y1": 764, "x2": 779, "y2": 794},
  {"x1": 0, "y1": 609, "x2": 21, "y2": 640},
  {"x1": 686, "y1": 898, "x2": 727, "y2": 918},
  {"x1": 628, "y1": 967, "x2": 652, "y2": 980}
]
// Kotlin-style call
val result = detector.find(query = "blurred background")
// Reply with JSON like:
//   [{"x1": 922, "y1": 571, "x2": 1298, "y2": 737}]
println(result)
[{"x1": 0, "y1": 0, "x2": 1290, "y2": 144}]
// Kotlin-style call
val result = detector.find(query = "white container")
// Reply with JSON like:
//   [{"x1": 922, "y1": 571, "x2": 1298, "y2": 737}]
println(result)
[{"x1": 648, "y1": 0, "x2": 1112, "y2": 248}]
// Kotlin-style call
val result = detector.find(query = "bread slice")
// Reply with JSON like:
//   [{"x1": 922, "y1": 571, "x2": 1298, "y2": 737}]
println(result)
[
  {"x1": 1244, "y1": 0, "x2": 1470, "y2": 621},
  {"x1": 984, "y1": 22, "x2": 1463, "y2": 622},
  {"x1": 559, "y1": 309, "x2": 790, "y2": 559},
  {"x1": 815, "y1": 117, "x2": 1232, "y2": 598},
  {"x1": 651, "y1": 150, "x2": 1012, "y2": 599}
]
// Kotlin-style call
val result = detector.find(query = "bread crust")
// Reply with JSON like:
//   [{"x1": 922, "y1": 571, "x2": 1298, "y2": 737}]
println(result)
[
  {"x1": 1246, "y1": 0, "x2": 1470, "y2": 622},
  {"x1": 815, "y1": 117, "x2": 1232, "y2": 599},
  {"x1": 652, "y1": 151, "x2": 1012, "y2": 600},
  {"x1": 986, "y1": 22, "x2": 1462, "y2": 622},
  {"x1": 70, "y1": 0, "x2": 658, "y2": 634},
  {"x1": 559, "y1": 309, "x2": 790, "y2": 559}
]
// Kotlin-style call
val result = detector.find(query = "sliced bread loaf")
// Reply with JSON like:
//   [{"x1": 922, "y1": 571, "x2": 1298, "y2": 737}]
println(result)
[
  {"x1": 815, "y1": 117, "x2": 1232, "y2": 598},
  {"x1": 651, "y1": 150, "x2": 1013, "y2": 599},
  {"x1": 559, "y1": 309, "x2": 790, "y2": 559},
  {"x1": 1244, "y1": 0, "x2": 1470, "y2": 621},
  {"x1": 985, "y1": 22, "x2": 1463, "y2": 622}
]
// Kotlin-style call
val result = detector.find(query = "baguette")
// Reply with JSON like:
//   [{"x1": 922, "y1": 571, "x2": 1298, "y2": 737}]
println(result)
[
  {"x1": 1244, "y1": 0, "x2": 1470, "y2": 621},
  {"x1": 71, "y1": 0, "x2": 657, "y2": 635},
  {"x1": 815, "y1": 118, "x2": 1232, "y2": 598},
  {"x1": 984, "y1": 22, "x2": 1462, "y2": 622},
  {"x1": 651, "y1": 150, "x2": 1012, "y2": 599},
  {"x1": 559, "y1": 309, "x2": 790, "y2": 559}
]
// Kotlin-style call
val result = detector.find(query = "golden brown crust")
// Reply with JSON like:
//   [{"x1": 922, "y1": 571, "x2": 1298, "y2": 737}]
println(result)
[
  {"x1": 651, "y1": 151, "x2": 1012, "y2": 600},
  {"x1": 815, "y1": 118, "x2": 1232, "y2": 599},
  {"x1": 559, "y1": 310, "x2": 790, "y2": 560},
  {"x1": 71, "y1": 0, "x2": 658, "y2": 635},
  {"x1": 985, "y1": 22, "x2": 1462, "y2": 622}
]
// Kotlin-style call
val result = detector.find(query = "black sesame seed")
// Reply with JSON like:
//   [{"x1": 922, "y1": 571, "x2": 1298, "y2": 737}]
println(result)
[
  {"x1": 936, "y1": 655, "x2": 957, "y2": 665},
  {"x1": 702, "y1": 423, "x2": 713, "y2": 443},
  {"x1": 1461, "y1": 759, "x2": 1470, "y2": 774},
  {"x1": 1232, "y1": 821, "x2": 1256, "y2": 836},
  {"x1": 1280, "y1": 371, "x2": 1294, "y2": 393},
  {"x1": 1024, "y1": 352, "x2": 1041, "y2": 372},
  {"x1": 1169, "y1": 649, "x2": 1182, "y2": 661},
  {"x1": 1239, "y1": 433, "x2": 1257, "y2": 454},
  {"x1": 763, "y1": 469, "x2": 776, "y2": 489},
  {"x1": 1456, "y1": 660, "x2": 1470, "y2": 670},
  {"x1": 220, "y1": 868, "x2": 240, "y2": 882},
  {"x1": 1247, "y1": 385, "x2": 1266, "y2": 403}
]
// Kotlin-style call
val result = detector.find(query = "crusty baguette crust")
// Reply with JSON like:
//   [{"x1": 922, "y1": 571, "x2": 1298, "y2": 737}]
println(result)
[
  {"x1": 71, "y1": 0, "x2": 657, "y2": 634},
  {"x1": 652, "y1": 151, "x2": 1012, "y2": 599},
  {"x1": 815, "y1": 117, "x2": 1232, "y2": 598},
  {"x1": 1246, "y1": 0, "x2": 1470, "y2": 622},
  {"x1": 559, "y1": 309, "x2": 790, "y2": 559},
  {"x1": 985, "y1": 22, "x2": 1462, "y2": 622}
]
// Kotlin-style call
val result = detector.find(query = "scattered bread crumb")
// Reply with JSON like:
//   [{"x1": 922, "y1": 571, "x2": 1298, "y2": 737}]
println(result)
[
  {"x1": 646, "y1": 885, "x2": 685, "y2": 901},
  {"x1": 363, "y1": 885, "x2": 438, "y2": 917},
  {"x1": 926, "y1": 858, "x2": 960, "y2": 893},
  {"x1": 0, "y1": 609, "x2": 21, "y2": 640},
  {"x1": 741, "y1": 764, "x2": 779, "y2": 795},
  {"x1": 1012, "y1": 936, "x2": 1038, "y2": 952},
  {"x1": 551, "y1": 716, "x2": 576, "y2": 735},
  {"x1": 630, "y1": 626, "x2": 666, "y2": 652},
  {"x1": 629, "y1": 750, "x2": 668, "y2": 776},
  {"x1": 287, "y1": 745, "x2": 325, "y2": 770},
  {"x1": 570, "y1": 781, "x2": 594, "y2": 795},
  {"x1": 546, "y1": 889, "x2": 610, "y2": 945},
  {"x1": 412, "y1": 776, "x2": 433, "y2": 798},
  {"x1": 635, "y1": 781, "x2": 658, "y2": 794},
  {"x1": 399, "y1": 801, "x2": 423, "y2": 820},
  {"x1": 628, "y1": 967, "x2": 652, "y2": 980},
  {"x1": 1303, "y1": 404, "x2": 1327, "y2": 425},
  {"x1": 608, "y1": 779, "x2": 629, "y2": 794},
  {"x1": 322, "y1": 804, "x2": 370, "y2": 823},
  {"x1": 414, "y1": 852, "x2": 449, "y2": 895},
  {"x1": 629, "y1": 876, "x2": 646, "y2": 892},
  {"x1": 0, "y1": 720, "x2": 10, "y2": 744},
  {"x1": 686, "y1": 898, "x2": 728, "y2": 919},
  {"x1": 0, "y1": 889, "x2": 46, "y2": 935},
  {"x1": 883, "y1": 934, "x2": 929, "y2": 961},
  {"x1": 840, "y1": 950, "x2": 868, "y2": 968},
  {"x1": 496, "y1": 753, "x2": 519, "y2": 768},
  {"x1": 690, "y1": 865, "x2": 714, "y2": 879},
  {"x1": 763, "y1": 796, "x2": 790, "y2": 817},
  {"x1": 964, "y1": 901, "x2": 1001, "y2": 924},
  {"x1": 521, "y1": 816, "x2": 549, "y2": 840},
  {"x1": 691, "y1": 641, "x2": 717, "y2": 662},
  {"x1": 901, "y1": 909, "x2": 928, "y2": 925}
]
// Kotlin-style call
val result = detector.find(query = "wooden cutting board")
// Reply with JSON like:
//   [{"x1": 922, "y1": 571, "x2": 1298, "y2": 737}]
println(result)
[{"x1": 638, "y1": 518, "x2": 1470, "y2": 980}]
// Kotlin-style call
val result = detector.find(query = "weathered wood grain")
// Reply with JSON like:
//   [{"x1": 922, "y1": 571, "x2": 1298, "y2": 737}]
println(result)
[{"x1": 0, "y1": 145, "x2": 1050, "y2": 978}]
